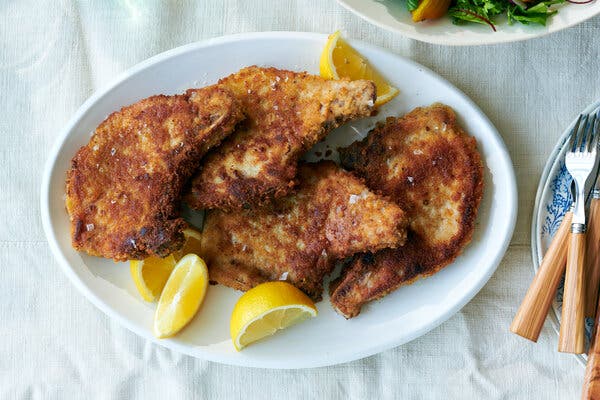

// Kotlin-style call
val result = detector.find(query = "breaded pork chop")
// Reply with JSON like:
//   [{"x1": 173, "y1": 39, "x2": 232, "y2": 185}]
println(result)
[
  {"x1": 66, "y1": 86, "x2": 243, "y2": 261},
  {"x1": 200, "y1": 161, "x2": 408, "y2": 301},
  {"x1": 186, "y1": 66, "x2": 376, "y2": 210},
  {"x1": 331, "y1": 104, "x2": 484, "y2": 318}
]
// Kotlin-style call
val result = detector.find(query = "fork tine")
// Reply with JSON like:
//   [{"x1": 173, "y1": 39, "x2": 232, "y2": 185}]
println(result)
[
  {"x1": 586, "y1": 113, "x2": 598, "y2": 153},
  {"x1": 570, "y1": 114, "x2": 584, "y2": 152},
  {"x1": 591, "y1": 114, "x2": 598, "y2": 151},
  {"x1": 578, "y1": 114, "x2": 590, "y2": 153}
]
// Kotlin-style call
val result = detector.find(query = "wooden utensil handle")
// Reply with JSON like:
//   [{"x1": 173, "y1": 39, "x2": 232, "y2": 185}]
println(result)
[
  {"x1": 586, "y1": 198, "x2": 600, "y2": 317},
  {"x1": 510, "y1": 211, "x2": 572, "y2": 342},
  {"x1": 582, "y1": 298, "x2": 600, "y2": 399},
  {"x1": 559, "y1": 230, "x2": 586, "y2": 354}
]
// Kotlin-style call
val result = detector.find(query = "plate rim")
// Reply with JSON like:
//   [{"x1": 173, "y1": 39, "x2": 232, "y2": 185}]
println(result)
[
  {"x1": 41, "y1": 31, "x2": 517, "y2": 369},
  {"x1": 336, "y1": 0, "x2": 600, "y2": 46},
  {"x1": 530, "y1": 98, "x2": 600, "y2": 366}
]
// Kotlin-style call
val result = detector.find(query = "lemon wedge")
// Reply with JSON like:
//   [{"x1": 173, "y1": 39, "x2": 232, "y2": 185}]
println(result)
[
  {"x1": 130, "y1": 228, "x2": 203, "y2": 301},
  {"x1": 130, "y1": 254, "x2": 177, "y2": 302},
  {"x1": 174, "y1": 227, "x2": 203, "y2": 261},
  {"x1": 319, "y1": 31, "x2": 399, "y2": 106},
  {"x1": 153, "y1": 254, "x2": 209, "y2": 338},
  {"x1": 230, "y1": 281, "x2": 317, "y2": 351}
]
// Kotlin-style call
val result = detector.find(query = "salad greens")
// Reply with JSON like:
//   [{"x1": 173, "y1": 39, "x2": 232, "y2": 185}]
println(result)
[
  {"x1": 409, "y1": 0, "x2": 566, "y2": 30},
  {"x1": 407, "y1": 0, "x2": 420, "y2": 11}
]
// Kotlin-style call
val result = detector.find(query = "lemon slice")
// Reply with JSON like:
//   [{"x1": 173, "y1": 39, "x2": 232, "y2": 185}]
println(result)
[
  {"x1": 174, "y1": 227, "x2": 203, "y2": 261},
  {"x1": 153, "y1": 254, "x2": 209, "y2": 338},
  {"x1": 230, "y1": 281, "x2": 317, "y2": 351},
  {"x1": 319, "y1": 31, "x2": 399, "y2": 106},
  {"x1": 130, "y1": 228, "x2": 202, "y2": 301},
  {"x1": 130, "y1": 254, "x2": 177, "y2": 302}
]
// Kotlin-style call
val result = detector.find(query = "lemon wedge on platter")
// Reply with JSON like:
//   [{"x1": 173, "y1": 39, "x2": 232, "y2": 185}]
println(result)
[
  {"x1": 174, "y1": 227, "x2": 202, "y2": 261},
  {"x1": 130, "y1": 226, "x2": 203, "y2": 301},
  {"x1": 153, "y1": 254, "x2": 209, "y2": 339},
  {"x1": 230, "y1": 281, "x2": 318, "y2": 351},
  {"x1": 130, "y1": 255, "x2": 177, "y2": 302},
  {"x1": 320, "y1": 30, "x2": 399, "y2": 106}
]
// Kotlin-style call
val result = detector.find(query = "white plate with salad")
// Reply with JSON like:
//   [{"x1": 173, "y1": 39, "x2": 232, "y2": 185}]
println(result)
[{"x1": 337, "y1": 0, "x2": 600, "y2": 46}]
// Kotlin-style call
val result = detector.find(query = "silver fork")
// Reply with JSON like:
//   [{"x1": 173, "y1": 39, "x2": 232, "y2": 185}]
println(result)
[
  {"x1": 583, "y1": 110, "x2": 600, "y2": 318},
  {"x1": 559, "y1": 113, "x2": 599, "y2": 354}
]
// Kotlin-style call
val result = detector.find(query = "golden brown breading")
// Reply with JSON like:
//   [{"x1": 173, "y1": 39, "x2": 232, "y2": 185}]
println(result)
[
  {"x1": 65, "y1": 86, "x2": 243, "y2": 261},
  {"x1": 331, "y1": 103, "x2": 484, "y2": 318},
  {"x1": 185, "y1": 66, "x2": 376, "y2": 210},
  {"x1": 200, "y1": 161, "x2": 408, "y2": 301}
]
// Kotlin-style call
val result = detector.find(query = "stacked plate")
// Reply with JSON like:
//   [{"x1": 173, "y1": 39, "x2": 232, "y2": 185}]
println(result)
[{"x1": 532, "y1": 100, "x2": 600, "y2": 364}]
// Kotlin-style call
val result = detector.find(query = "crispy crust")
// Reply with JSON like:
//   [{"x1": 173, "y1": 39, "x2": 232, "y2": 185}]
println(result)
[
  {"x1": 185, "y1": 66, "x2": 376, "y2": 211},
  {"x1": 65, "y1": 86, "x2": 243, "y2": 261},
  {"x1": 200, "y1": 161, "x2": 408, "y2": 301},
  {"x1": 331, "y1": 103, "x2": 484, "y2": 318}
]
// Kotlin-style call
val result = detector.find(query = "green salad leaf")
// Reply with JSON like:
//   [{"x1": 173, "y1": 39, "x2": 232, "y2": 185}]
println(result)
[
  {"x1": 507, "y1": 0, "x2": 563, "y2": 26},
  {"x1": 448, "y1": 0, "x2": 505, "y2": 30},
  {"x1": 409, "y1": 0, "x2": 567, "y2": 29},
  {"x1": 448, "y1": 0, "x2": 506, "y2": 29},
  {"x1": 406, "y1": 0, "x2": 419, "y2": 11}
]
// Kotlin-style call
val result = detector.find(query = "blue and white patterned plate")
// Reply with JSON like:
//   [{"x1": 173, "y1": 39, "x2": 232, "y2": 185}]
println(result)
[{"x1": 532, "y1": 100, "x2": 600, "y2": 364}]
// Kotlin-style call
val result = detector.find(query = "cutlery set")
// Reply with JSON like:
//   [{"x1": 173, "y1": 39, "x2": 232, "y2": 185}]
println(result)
[{"x1": 511, "y1": 111, "x2": 600, "y2": 398}]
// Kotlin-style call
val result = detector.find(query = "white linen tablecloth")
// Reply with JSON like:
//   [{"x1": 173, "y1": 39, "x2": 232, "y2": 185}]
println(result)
[{"x1": 2, "y1": 1, "x2": 600, "y2": 398}]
